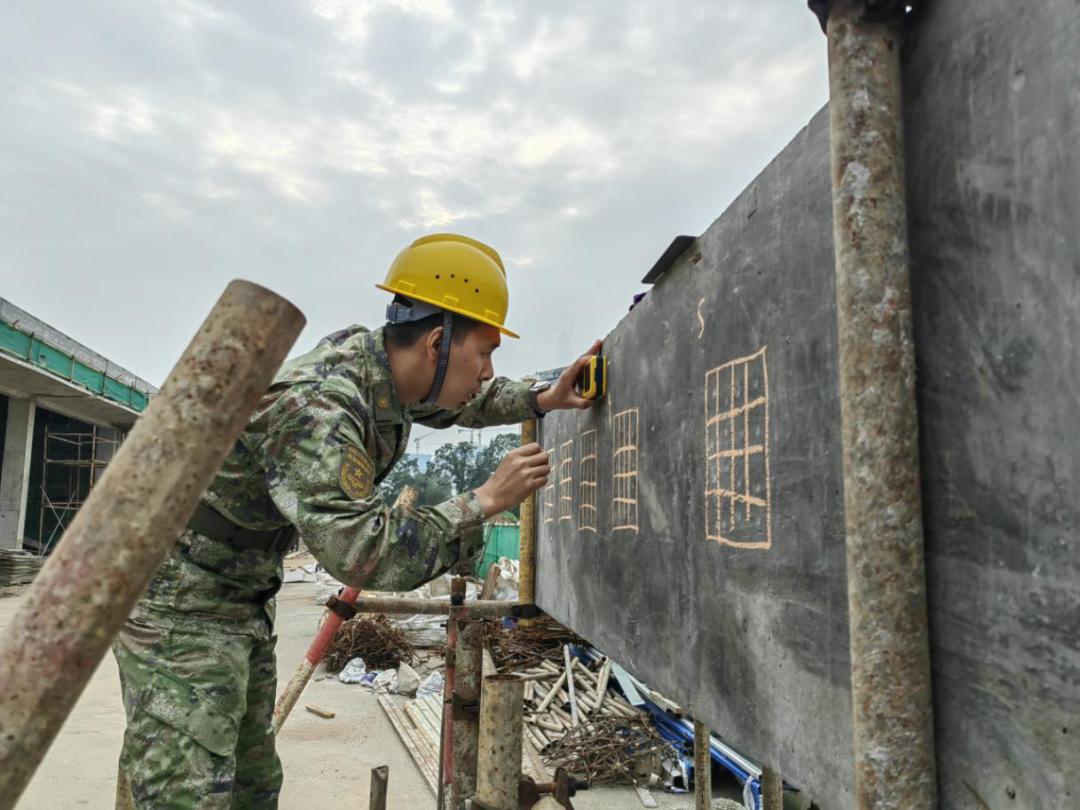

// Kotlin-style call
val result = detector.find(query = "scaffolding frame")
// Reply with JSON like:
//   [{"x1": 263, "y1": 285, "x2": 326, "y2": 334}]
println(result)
[{"x1": 36, "y1": 426, "x2": 123, "y2": 554}]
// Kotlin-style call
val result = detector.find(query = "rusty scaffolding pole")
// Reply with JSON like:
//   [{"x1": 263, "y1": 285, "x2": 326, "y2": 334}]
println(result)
[
  {"x1": 818, "y1": 1, "x2": 937, "y2": 807},
  {"x1": 518, "y1": 418, "x2": 538, "y2": 626},
  {"x1": 474, "y1": 674, "x2": 525, "y2": 810},
  {"x1": 0, "y1": 281, "x2": 304, "y2": 806},
  {"x1": 451, "y1": 614, "x2": 484, "y2": 806}
]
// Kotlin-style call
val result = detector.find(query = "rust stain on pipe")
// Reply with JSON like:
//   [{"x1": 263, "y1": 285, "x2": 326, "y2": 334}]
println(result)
[
  {"x1": 451, "y1": 619, "x2": 483, "y2": 806},
  {"x1": 345, "y1": 596, "x2": 524, "y2": 617},
  {"x1": 826, "y1": 2, "x2": 936, "y2": 807},
  {"x1": 518, "y1": 419, "x2": 538, "y2": 627},
  {"x1": 693, "y1": 720, "x2": 711, "y2": 810},
  {"x1": 474, "y1": 674, "x2": 524, "y2": 810},
  {"x1": 0, "y1": 280, "x2": 305, "y2": 806}
]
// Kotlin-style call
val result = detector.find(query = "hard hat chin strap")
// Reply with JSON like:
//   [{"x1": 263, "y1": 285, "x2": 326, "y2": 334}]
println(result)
[{"x1": 423, "y1": 310, "x2": 454, "y2": 407}]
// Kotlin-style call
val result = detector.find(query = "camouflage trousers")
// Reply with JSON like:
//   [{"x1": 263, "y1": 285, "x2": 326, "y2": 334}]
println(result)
[{"x1": 112, "y1": 616, "x2": 282, "y2": 809}]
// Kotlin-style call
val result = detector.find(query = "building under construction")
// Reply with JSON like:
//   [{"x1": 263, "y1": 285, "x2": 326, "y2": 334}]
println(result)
[{"x1": 0, "y1": 298, "x2": 155, "y2": 565}]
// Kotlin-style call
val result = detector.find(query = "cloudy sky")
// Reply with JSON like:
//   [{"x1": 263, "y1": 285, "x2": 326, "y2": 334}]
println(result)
[{"x1": 2, "y1": 1, "x2": 828, "y2": 454}]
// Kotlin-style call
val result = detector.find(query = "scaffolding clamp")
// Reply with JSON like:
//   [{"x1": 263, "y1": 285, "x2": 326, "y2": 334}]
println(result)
[
  {"x1": 451, "y1": 693, "x2": 480, "y2": 720},
  {"x1": 509, "y1": 603, "x2": 542, "y2": 620},
  {"x1": 325, "y1": 595, "x2": 359, "y2": 621}
]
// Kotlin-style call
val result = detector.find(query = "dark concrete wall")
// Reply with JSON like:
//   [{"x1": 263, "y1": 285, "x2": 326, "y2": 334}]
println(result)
[{"x1": 535, "y1": 1, "x2": 1079, "y2": 807}]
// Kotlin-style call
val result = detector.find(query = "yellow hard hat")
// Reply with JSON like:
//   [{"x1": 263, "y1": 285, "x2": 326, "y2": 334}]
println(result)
[{"x1": 376, "y1": 233, "x2": 519, "y2": 338}]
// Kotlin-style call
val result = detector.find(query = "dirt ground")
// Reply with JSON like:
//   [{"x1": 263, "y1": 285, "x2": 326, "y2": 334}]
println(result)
[{"x1": 1, "y1": 581, "x2": 717, "y2": 809}]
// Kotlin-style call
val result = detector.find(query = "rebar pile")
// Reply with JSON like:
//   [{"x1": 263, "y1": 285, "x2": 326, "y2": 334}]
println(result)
[
  {"x1": 503, "y1": 646, "x2": 675, "y2": 788},
  {"x1": 543, "y1": 715, "x2": 675, "y2": 785},
  {"x1": 323, "y1": 614, "x2": 416, "y2": 673},
  {"x1": 486, "y1": 615, "x2": 585, "y2": 671}
]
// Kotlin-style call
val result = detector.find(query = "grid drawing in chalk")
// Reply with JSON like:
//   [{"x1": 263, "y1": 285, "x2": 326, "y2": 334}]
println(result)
[
  {"x1": 705, "y1": 346, "x2": 772, "y2": 549},
  {"x1": 578, "y1": 430, "x2": 598, "y2": 533},
  {"x1": 543, "y1": 448, "x2": 556, "y2": 524},
  {"x1": 612, "y1": 408, "x2": 640, "y2": 533},
  {"x1": 559, "y1": 439, "x2": 574, "y2": 523}
]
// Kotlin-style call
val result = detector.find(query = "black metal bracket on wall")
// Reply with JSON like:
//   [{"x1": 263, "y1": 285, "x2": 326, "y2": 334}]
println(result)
[{"x1": 808, "y1": 0, "x2": 918, "y2": 32}]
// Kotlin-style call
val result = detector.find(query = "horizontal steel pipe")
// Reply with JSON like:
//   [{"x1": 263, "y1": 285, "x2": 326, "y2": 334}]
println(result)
[{"x1": 347, "y1": 596, "x2": 523, "y2": 617}]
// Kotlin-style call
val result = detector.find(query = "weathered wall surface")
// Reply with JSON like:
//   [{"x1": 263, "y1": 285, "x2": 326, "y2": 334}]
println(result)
[{"x1": 535, "y1": 1, "x2": 1079, "y2": 807}]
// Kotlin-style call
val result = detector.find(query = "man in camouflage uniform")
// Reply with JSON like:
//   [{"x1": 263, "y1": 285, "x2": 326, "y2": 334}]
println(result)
[{"x1": 113, "y1": 234, "x2": 599, "y2": 808}]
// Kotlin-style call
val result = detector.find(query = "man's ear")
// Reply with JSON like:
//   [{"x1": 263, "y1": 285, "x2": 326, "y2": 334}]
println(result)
[{"x1": 424, "y1": 326, "x2": 444, "y2": 363}]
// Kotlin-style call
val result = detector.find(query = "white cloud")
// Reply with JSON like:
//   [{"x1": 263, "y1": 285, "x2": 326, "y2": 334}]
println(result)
[
  {"x1": 142, "y1": 190, "x2": 191, "y2": 220},
  {"x1": 0, "y1": 0, "x2": 829, "y2": 388},
  {"x1": 397, "y1": 187, "x2": 477, "y2": 229},
  {"x1": 88, "y1": 95, "x2": 157, "y2": 140},
  {"x1": 511, "y1": 18, "x2": 588, "y2": 80},
  {"x1": 312, "y1": 0, "x2": 455, "y2": 43},
  {"x1": 43, "y1": 81, "x2": 158, "y2": 141},
  {"x1": 205, "y1": 116, "x2": 318, "y2": 202},
  {"x1": 167, "y1": 0, "x2": 228, "y2": 30}
]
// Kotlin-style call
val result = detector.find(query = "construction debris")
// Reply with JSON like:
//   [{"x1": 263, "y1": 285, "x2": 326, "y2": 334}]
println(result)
[
  {"x1": 323, "y1": 614, "x2": 416, "y2": 673},
  {"x1": 395, "y1": 692, "x2": 447, "y2": 793},
  {"x1": 509, "y1": 653, "x2": 671, "y2": 787},
  {"x1": 337, "y1": 657, "x2": 368, "y2": 684},
  {"x1": 304, "y1": 705, "x2": 335, "y2": 719},
  {"x1": 378, "y1": 693, "x2": 439, "y2": 795},
  {"x1": 543, "y1": 715, "x2": 675, "y2": 786},
  {"x1": 486, "y1": 614, "x2": 585, "y2": 672},
  {"x1": 0, "y1": 549, "x2": 43, "y2": 587}
]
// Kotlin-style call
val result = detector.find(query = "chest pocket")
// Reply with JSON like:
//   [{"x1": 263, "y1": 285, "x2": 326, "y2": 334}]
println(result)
[{"x1": 371, "y1": 422, "x2": 410, "y2": 484}]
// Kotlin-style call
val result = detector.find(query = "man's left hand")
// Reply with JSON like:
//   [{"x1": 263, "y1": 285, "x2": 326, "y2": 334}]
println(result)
[{"x1": 536, "y1": 340, "x2": 603, "y2": 412}]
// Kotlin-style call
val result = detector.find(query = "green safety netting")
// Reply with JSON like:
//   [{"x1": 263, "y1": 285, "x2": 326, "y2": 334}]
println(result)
[
  {"x1": 0, "y1": 320, "x2": 149, "y2": 412},
  {"x1": 475, "y1": 522, "x2": 520, "y2": 577}
]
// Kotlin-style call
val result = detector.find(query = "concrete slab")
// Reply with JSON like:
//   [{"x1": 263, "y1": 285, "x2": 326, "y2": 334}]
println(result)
[{"x1": 536, "y1": 1, "x2": 1080, "y2": 806}]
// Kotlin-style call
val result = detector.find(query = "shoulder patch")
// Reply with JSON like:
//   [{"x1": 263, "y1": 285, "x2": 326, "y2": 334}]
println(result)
[{"x1": 340, "y1": 445, "x2": 375, "y2": 500}]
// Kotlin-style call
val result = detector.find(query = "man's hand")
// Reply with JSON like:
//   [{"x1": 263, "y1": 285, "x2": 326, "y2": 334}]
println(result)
[
  {"x1": 473, "y1": 443, "x2": 551, "y2": 517},
  {"x1": 536, "y1": 339, "x2": 603, "y2": 412}
]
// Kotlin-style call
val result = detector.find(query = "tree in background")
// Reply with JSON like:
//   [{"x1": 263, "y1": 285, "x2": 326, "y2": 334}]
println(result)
[
  {"x1": 378, "y1": 456, "x2": 452, "y2": 506},
  {"x1": 429, "y1": 441, "x2": 477, "y2": 494},
  {"x1": 380, "y1": 432, "x2": 521, "y2": 516},
  {"x1": 380, "y1": 432, "x2": 522, "y2": 509},
  {"x1": 430, "y1": 433, "x2": 521, "y2": 494},
  {"x1": 472, "y1": 433, "x2": 520, "y2": 489}
]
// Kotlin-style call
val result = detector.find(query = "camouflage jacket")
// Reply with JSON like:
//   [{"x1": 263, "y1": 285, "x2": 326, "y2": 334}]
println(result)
[{"x1": 133, "y1": 325, "x2": 533, "y2": 636}]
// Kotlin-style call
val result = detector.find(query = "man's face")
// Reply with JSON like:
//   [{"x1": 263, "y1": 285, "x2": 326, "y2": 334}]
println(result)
[{"x1": 437, "y1": 323, "x2": 500, "y2": 409}]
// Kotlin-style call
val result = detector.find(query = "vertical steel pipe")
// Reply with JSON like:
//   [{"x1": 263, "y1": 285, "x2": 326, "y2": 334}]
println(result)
[
  {"x1": 518, "y1": 419, "x2": 538, "y2": 626},
  {"x1": 824, "y1": 2, "x2": 936, "y2": 807},
  {"x1": 760, "y1": 767, "x2": 783, "y2": 810},
  {"x1": 693, "y1": 720, "x2": 712, "y2": 810},
  {"x1": 0, "y1": 281, "x2": 305, "y2": 806},
  {"x1": 451, "y1": 618, "x2": 483, "y2": 806},
  {"x1": 438, "y1": 576, "x2": 466, "y2": 808},
  {"x1": 368, "y1": 765, "x2": 389, "y2": 810},
  {"x1": 474, "y1": 674, "x2": 524, "y2": 810}
]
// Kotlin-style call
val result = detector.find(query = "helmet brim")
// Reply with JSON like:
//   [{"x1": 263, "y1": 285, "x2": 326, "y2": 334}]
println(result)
[{"x1": 376, "y1": 284, "x2": 520, "y2": 338}]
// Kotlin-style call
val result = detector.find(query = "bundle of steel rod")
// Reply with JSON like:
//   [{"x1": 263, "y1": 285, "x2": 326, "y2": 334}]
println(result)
[
  {"x1": 322, "y1": 613, "x2": 417, "y2": 673},
  {"x1": 543, "y1": 715, "x2": 675, "y2": 786},
  {"x1": 485, "y1": 615, "x2": 585, "y2": 672},
  {"x1": 508, "y1": 645, "x2": 669, "y2": 787}
]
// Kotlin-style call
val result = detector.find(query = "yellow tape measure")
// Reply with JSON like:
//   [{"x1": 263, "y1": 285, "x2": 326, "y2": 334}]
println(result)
[{"x1": 577, "y1": 350, "x2": 607, "y2": 400}]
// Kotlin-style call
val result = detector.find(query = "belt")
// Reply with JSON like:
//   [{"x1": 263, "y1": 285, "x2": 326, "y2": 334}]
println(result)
[{"x1": 187, "y1": 502, "x2": 297, "y2": 554}]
